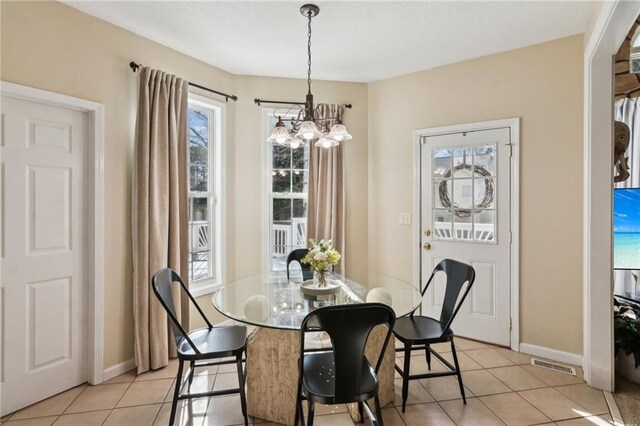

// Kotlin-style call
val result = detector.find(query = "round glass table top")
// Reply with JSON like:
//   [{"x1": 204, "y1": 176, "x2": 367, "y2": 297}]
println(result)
[{"x1": 211, "y1": 271, "x2": 422, "y2": 330}]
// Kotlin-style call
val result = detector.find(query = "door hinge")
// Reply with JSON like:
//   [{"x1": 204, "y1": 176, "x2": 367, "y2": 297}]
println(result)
[
  {"x1": 509, "y1": 231, "x2": 512, "y2": 243},
  {"x1": 509, "y1": 317, "x2": 513, "y2": 330},
  {"x1": 506, "y1": 143, "x2": 513, "y2": 158}
]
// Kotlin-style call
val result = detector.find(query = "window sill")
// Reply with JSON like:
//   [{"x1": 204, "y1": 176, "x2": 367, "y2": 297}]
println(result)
[{"x1": 189, "y1": 278, "x2": 222, "y2": 298}]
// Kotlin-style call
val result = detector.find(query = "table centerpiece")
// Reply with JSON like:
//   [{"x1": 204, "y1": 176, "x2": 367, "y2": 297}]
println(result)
[{"x1": 299, "y1": 239, "x2": 341, "y2": 295}]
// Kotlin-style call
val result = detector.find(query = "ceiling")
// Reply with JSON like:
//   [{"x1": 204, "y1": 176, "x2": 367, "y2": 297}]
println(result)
[{"x1": 64, "y1": 1, "x2": 597, "y2": 83}]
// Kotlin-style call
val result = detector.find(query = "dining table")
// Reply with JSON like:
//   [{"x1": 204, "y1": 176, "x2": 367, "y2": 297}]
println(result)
[{"x1": 212, "y1": 271, "x2": 422, "y2": 425}]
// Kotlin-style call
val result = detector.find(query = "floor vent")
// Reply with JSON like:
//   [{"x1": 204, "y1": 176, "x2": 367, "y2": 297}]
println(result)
[{"x1": 530, "y1": 358, "x2": 577, "y2": 376}]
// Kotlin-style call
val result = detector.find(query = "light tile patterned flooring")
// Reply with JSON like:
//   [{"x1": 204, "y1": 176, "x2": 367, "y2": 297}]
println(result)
[{"x1": 0, "y1": 338, "x2": 616, "y2": 426}]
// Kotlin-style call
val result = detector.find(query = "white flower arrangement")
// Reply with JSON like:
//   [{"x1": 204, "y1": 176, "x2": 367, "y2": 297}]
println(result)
[{"x1": 302, "y1": 239, "x2": 341, "y2": 282}]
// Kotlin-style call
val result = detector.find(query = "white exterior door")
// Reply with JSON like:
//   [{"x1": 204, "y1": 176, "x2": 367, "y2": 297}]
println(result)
[
  {"x1": 420, "y1": 127, "x2": 512, "y2": 346},
  {"x1": 1, "y1": 96, "x2": 88, "y2": 414}
]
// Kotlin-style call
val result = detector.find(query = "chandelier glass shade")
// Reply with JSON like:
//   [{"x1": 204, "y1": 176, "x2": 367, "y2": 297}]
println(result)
[
  {"x1": 266, "y1": 4, "x2": 351, "y2": 149},
  {"x1": 266, "y1": 118, "x2": 294, "y2": 144},
  {"x1": 296, "y1": 119, "x2": 323, "y2": 141},
  {"x1": 327, "y1": 122, "x2": 352, "y2": 142}
]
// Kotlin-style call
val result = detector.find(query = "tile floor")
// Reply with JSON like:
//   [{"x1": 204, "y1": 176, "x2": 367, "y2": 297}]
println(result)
[{"x1": 0, "y1": 338, "x2": 617, "y2": 426}]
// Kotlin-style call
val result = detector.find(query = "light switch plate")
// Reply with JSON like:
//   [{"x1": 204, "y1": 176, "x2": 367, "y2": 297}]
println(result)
[{"x1": 399, "y1": 213, "x2": 411, "y2": 225}]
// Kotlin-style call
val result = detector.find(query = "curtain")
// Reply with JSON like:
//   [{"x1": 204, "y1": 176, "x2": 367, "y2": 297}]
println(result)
[
  {"x1": 614, "y1": 98, "x2": 640, "y2": 299},
  {"x1": 132, "y1": 67, "x2": 190, "y2": 374},
  {"x1": 307, "y1": 104, "x2": 345, "y2": 273}
]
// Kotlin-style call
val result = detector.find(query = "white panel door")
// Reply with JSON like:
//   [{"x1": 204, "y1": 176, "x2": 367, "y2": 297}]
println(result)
[
  {"x1": 1, "y1": 96, "x2": 88, "y2": 414},
  {"x1": 420, "y1": 127, "x2": 511, "y2": 346}
]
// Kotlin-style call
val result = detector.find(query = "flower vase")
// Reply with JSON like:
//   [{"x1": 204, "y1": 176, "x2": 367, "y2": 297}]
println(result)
[{"x1": 314, "y1": 269, "x2": 329, "y2": 288}]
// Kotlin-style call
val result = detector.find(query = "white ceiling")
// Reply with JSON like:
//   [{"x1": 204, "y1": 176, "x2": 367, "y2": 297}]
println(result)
[{"x1": 64, "y1": 1, "x2": 597, "y2": 83}]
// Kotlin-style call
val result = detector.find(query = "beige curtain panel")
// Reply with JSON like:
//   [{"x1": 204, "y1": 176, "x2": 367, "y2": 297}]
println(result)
[
  {"x1": 307, "y1": 103, "x2": 346, "y2": 273},
  {"x1": 132, "y1": 67, "x2": 190, "y2": 374}
]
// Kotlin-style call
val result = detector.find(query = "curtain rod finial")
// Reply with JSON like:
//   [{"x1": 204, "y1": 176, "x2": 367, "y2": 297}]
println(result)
[{"x1": 129, "y1": 62, "x2": 140, "y2": 72}]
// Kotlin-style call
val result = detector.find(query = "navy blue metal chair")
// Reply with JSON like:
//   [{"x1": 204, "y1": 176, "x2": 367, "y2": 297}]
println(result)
[
  {"x1": 287, "y1": 248, "x2": 313, "y2": 281},
  {"x1": 152, "y1": 268, "x2": 248, "y2": 426},
  {"x1": 393, "y1": 259, "x2": 476, "y2": 412},
  {"x1": 295, "y1": 303, "x2": 396, "y2": 426}
]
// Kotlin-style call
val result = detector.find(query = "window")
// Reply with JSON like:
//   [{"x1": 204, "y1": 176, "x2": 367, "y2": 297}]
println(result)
[
  {"x1": 432, "y1": 145, "x2": 496, "y2": 243},
  {"x1": 264, "y1": 111, "x2": 309, "y2": 271},
  {"x1": 188, "y1": 94, "x2": 224, "y2": 295}
]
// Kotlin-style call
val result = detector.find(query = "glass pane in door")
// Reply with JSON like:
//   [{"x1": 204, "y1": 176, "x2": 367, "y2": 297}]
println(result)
[{"x1": 432, "y1": 142, "x2": 497, "y2": 244}]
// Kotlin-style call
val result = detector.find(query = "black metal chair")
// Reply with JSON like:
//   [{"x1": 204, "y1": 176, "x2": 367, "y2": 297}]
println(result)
[
  {"x1": 393, "y1": 259, "x2": 476, "y2": 412},
  {"x1": 151, "y1": 268, "x2": 248, "y2": 426},
  {"x1": 294, "y1": 303, "x2": 396, "y2": 426},
  {"x1": 287, "y1": 248, "x2": 313, "y2": 281}
]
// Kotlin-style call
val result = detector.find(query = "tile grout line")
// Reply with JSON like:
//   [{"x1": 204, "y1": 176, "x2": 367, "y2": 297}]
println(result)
[
  {"x1": 484, "y1": 367, "x2": 562, "y2": 394},
  {"x1": 477, "y1": 390, "x2": 552, "y2": 425},
  {"x1": 470, "y1": 395, "x2": 509, "y2": 426},
  {"x1": 390, "y1": 404, "x2": 408, "y2": 426},
  {"x1": 96, "y1": 376, "x2": 136, "y2": 425},
  {"x1": 5, "y1": 383, "x2": 89, "y2": 422}
]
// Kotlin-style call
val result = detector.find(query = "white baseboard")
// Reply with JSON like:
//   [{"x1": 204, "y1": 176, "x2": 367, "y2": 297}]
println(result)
[
  {"x1": 103, "y1": 359, "x2": 136, "y2": 382},
  {"x1": 519, "y1": 343, "x2": 583, "y2": 367}
]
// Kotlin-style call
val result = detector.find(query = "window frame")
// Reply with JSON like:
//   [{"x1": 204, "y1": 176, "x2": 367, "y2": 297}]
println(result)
[
  {"x1": 262, "y1": 108, "x2": 309, "y2": 273},
  {"x1": 187, "y1": 93, "x2": 225, "y2": 297}
]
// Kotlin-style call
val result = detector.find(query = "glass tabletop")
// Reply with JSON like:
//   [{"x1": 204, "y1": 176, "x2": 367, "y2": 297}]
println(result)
[{"x1": 211, "y1": 271, "x2": 422, "y2": 330}]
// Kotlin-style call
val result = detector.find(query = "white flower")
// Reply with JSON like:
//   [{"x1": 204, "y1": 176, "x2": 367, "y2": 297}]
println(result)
[
  {"x1": 314, "y1": 252, "x2": 328, "y2": 261},
  {"x1": 320, "y1": 239, "x2": 326, "y2": 245},
  {"x1": 311, "y1": 248, "x2": 320, "y2": 255}
]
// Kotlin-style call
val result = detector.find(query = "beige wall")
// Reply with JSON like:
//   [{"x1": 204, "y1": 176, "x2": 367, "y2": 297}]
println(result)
[
  {"x1": 1, "y1": 1, "x2": 368, "y2": 368},
  {"x1": 368, "y1": 35, "x2": 584, "y2": 355},
  {"x1": 2, "y1": 0, "x2": 585, "y2": 367}
]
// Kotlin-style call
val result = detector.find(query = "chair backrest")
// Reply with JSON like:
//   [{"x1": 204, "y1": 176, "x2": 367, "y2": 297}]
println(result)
[
  {"x1": 287, "y1": 248, "x2": 312, "y2": 280},
  {"x1": 419, "y1": 259, "x2": 476, "y2": 332},
  {"x1": 151, "y1": 268, "x2": 213, "y2": 354},
  {"x1": 300, "y1": 303, "x2": 396, "y2": 403}
]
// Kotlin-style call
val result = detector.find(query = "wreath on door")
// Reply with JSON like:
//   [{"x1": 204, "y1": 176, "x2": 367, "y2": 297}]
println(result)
[{"x1": 438, "y1": 163, "x2": 494, "y2": 218}]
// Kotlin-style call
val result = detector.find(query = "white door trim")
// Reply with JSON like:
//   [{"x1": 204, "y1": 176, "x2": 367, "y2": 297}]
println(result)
[
  {"x1": 583, "y1": 0, "x2": 640, "y2": 392},
  {"x1": 1, "y1": 81, "x2": 105, "y2": 384},
  {"x1": 413, "y1": 118, "x2": 520, "y2": 351}
]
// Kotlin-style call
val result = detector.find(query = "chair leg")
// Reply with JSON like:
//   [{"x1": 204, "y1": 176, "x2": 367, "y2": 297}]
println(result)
[
  {"x1": 450, "y1": 340, "x2": 466, "y2": 404},
  {"x1": 307, "y1": 399, "x2": 315, "y2": 426},
  {"x1": 374, "y1": 395, "x2": 384, "y2": 426},
  {"x1": 169, "y1": 360, "x2": 184, "y2": 426},
  {"x1": 294, "y1": 378, "x2": 303, "y2": 426},
  {"x1": 358, "y1": 401, "x2": 364, "y2": 423},
  {"x1": 401, "y1": 342, "x2": 411, "y2": 413},
  {"x1": 425, "y1": 344, "x2": 432, "y2": 370},
  {"x1": 188, "y1": 360, "x2": 195, "y2": 389},
  {"x1": 236, "y1": 353, "x2": 248, "y2": 426},
  {"x1": 296, "y1": 397, "x2": 305, "y2": 426}
]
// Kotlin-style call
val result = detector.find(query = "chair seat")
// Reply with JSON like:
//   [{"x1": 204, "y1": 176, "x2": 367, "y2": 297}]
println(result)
[
  {"x1": 178, "y1": 326, "x2": 247, "y2": 359},
  {"x1": 393, "y1": 315, "x2": 453, "y2": 344},
  {"x1": 302, "y1": 352, "x2": 378, "y2": 404}
]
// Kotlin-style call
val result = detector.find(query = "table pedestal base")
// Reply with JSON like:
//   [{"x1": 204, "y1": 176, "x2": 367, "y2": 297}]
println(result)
[{"x1": 246, "y1": 326, "x2": 395, "y2": 425}]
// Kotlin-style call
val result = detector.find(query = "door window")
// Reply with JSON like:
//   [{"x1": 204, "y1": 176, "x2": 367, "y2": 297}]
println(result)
[{"x1": 432, "y1": 144, "x2": 496, "y2": 243}]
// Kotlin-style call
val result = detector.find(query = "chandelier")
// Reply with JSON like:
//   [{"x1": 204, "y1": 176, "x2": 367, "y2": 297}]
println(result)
[{"x1": 265, "y1": 4, "x2": 352, "y2": 149}]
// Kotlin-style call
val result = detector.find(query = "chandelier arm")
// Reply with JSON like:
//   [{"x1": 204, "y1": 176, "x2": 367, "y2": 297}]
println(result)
[{"x1": 273, "y1": 105, "x2": 304, "y2": 119}]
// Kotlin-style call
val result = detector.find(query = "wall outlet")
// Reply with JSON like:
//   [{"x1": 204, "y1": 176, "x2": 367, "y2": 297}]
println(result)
[{"x1": 399, "y1": 213, "x2": 411, "y2": 225}]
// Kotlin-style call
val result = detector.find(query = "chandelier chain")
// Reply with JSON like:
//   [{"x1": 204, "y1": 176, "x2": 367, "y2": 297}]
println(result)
[{"x1": 307, "y1": 10, "x2": 312, "y2": 95}]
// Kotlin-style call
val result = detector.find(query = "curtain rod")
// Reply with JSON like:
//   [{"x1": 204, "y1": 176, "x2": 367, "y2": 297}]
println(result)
[
  {"x1": 129, "y1": 62, "x2": 238, "y2": 102},
  {"x1": 254, "y1": 98, "x2": 352, "y2": 109}
]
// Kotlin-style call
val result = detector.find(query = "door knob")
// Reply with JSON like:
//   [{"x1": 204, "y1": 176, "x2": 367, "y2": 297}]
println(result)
[
  {"x1": 423, "y1": 229, "x2": 431, "y2": 236},
  {"x1": 422, "y1": 242, "x2": 432, "y2": 250}
]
